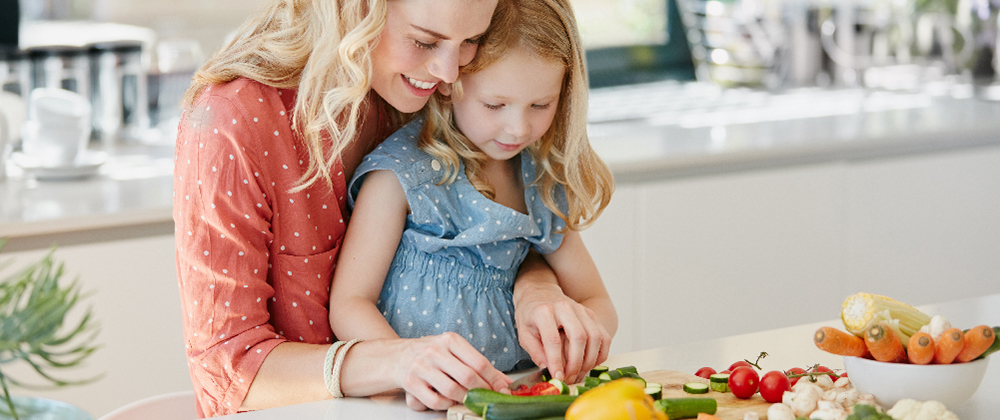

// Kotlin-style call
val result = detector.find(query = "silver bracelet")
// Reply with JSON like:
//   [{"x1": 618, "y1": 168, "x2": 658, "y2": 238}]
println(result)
[{"x1": 324, "y1": 338, "x2": 362, "y2": 398}]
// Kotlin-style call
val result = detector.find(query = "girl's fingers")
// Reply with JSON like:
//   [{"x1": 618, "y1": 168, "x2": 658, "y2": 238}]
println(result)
[
  {"x1": 535, "y1": 308, "x2": 568, "y2": 382},
  {"x1": 554, "y1": 307, "x2": 587, "y2": 384}
]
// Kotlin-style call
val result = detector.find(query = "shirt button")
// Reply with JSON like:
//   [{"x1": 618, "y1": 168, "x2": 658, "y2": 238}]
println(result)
[{"x1": 431, "y1": 160, "x2": 441, "y2": 171}]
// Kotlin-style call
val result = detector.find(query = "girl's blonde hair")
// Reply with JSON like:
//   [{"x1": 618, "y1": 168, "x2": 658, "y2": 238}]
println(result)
[
  {"x1": 420, "y1": 0, "x2": 614, "y2": 231},
  {"x1": 182, "y1": 0, "x2": 404, "y2": 192}
]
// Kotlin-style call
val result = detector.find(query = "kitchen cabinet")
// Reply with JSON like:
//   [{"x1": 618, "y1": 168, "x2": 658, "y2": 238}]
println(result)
[{"x1": 583, "y1": 145, "x2": 1000, "y2": 354}]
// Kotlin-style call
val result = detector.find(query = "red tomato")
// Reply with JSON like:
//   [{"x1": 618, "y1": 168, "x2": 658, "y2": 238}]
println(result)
[
  {"x1": 529, "y1": 382, "x2": 561, "y2": 396},
  {"x1": 511, "y1": 384, "x2": 532, "y2": 396},
  {"x1": 720, "y1": 369, "x2": 732, "y2": 374},
  {"x1": 759, "y1": 371, "x2": 791, "y2": 403},
  {"x1": 729, "y1": 360, "x2": 752, "y2": 371},
  {"x1": 728, "y1": 366, "x2": 759, "y2": 399},
  {"x1": 784, "y1": 367, "x2": 807, "y2": 386},
  {"x1": 811, "y1": 365, "x2": 839, "y2": 380},
  {"x1": 694, "y1": 367, "x2": 717, "y2": 379}
]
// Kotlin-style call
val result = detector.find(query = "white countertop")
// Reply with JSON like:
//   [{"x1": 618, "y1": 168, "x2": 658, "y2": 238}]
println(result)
[
  {"x1": 3, "y1": 83, "x2": 1000, "y2": 241},
  {"x1": 216, "y1": 293, "x2": 1000, "y2": 419}
]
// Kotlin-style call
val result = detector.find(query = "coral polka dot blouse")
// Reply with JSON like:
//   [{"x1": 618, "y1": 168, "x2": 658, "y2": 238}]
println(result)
[{"x1": 173, "y1": 78, "x2": 362, "y2": 417}]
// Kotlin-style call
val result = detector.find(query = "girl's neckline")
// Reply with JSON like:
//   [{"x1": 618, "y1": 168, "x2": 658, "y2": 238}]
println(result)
[{"x1": 455, "y1": 150, "x2": 534, "y2": 219}]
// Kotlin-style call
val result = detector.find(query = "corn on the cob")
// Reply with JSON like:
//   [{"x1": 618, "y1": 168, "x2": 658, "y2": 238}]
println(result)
[{"x1": 841, "y1": 293, "x2": 931, "y2": 340}]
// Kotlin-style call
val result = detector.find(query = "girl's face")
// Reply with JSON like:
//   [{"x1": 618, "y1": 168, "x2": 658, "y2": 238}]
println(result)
[
  {"x1": 453, "y1": 49, "x2": 565, "y2": 162},
  {"x1": 371, "y1": 0, "x2": 497, "y2": 113}
]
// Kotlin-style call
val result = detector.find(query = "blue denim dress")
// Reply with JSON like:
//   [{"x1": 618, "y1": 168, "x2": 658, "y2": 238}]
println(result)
[{"x1": 348, "y1": 117, "x2": 567, "y2": 372}]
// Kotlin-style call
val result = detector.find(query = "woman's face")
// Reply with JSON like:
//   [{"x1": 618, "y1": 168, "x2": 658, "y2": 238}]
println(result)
[{"x1": 371, "y1": 0, "x2": 498, "y2": 113}]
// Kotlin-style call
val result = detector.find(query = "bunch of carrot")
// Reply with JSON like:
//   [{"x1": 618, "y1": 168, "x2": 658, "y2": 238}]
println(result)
[{"x1": 813, "y1": 324, "x2": 997, "y2": 364}]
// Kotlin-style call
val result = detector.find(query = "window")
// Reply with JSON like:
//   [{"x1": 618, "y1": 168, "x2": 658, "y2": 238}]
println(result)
[{"x1": 571, "y1": 0, "x2": 695, "y2": 87}]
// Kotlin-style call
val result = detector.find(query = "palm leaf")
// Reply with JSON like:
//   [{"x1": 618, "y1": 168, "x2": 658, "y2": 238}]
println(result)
[{"x1": 0, "y1": 242, "x2": 101, "y2": 420}]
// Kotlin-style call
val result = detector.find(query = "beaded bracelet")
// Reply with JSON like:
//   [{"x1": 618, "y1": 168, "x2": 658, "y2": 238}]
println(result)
[{"x1": 323, "y1": 338, "x2": 362, "y2": 398}]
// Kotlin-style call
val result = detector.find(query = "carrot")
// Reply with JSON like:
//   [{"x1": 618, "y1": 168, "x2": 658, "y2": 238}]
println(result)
[
  {"x1": 815, "y1": 327, "x2": 871, "y2": 358},
  {"x1": 933, "y1": 328, "x2": 965, "y2": 364},
  {"x1": 907, "y1": 332, "x2": 935, "y2": 365},
  {"x1": 955, "y1": 325, "x2": 996, "y2": 363},
  {"x1": 864, "y1": 323, "x2": 907, "y2": 363},
  {"x1": 697, "y1": 413, "x2": 723, "y2": 420}
]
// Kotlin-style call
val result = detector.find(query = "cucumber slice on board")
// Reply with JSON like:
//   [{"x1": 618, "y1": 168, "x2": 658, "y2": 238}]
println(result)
[
  {"x1": 683, "y1": 382, "x2": 709, "y2": 394},
  {"x1": 708, "y1": 373, "x2": 730, "y2": 392}
]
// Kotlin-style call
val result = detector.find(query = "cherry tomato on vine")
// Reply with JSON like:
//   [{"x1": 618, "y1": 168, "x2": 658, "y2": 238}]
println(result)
[
  {"x1": 811, "y1": 365, "x2": 839, "y2": 380},
  {"x1": 695, "y1": 367, "x2": 717, "y2": 379},
  {"x1": 784, "y1": 367, "x2": 807, "y2": 386},
  {"x1": 759, "y1": 370, "x2": 791, "y2": 403},
  {"x1": 729, "y1": 360, "x2": 752, "y2": 371},
  {"x1": 728, "y1": 366, "x2": 759, "y2": 399}
]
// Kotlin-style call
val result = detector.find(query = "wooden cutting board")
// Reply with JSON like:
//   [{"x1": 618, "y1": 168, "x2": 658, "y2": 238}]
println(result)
[{"x1": 447, "y1": 370, "x2": 772, "y2": 420}]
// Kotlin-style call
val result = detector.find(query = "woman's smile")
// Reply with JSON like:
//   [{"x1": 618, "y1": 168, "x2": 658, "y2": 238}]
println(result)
[{"x1": 402, "y1": 75, "x2": 438, "y2": 97}]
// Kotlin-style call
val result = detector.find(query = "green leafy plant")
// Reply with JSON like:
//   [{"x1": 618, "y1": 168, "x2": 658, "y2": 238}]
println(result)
[{"x1": 0, "y1": 240, "x2": 100, "y2": 420}]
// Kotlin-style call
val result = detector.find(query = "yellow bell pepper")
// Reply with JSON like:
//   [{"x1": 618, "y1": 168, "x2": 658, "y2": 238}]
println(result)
[{"x1": 565, "y1": 378, "x2": 666, "y2": 420}]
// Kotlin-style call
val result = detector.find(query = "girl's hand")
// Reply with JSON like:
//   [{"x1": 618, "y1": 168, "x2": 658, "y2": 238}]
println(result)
[
  {"x1": 393, "y1": 332, "x2": 512, "y2": 411},
  {"x1": 515, "y1": 286, "x2": 611, "y2": 385}
]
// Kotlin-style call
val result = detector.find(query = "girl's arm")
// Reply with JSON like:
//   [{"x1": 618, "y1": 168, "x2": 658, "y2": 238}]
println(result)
[
  {"x1": 538, "y1": 230, "x2": 617, "y2": 383},
  {"x1": 328, "y1": 169, "x2": 408, "y2": 341}
]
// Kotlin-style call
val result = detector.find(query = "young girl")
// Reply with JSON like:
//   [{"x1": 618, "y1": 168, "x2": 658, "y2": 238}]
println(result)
[{"x1": 329, "y1": 0, "x2": 617, "y2": 378}]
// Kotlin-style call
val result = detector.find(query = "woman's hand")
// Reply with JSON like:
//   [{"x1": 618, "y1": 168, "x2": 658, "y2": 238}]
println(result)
[
  {"x1": 392, "y1": 332, "x2": 513, "y2": 411},
  {"x1": 514, "y1": 281, "x2": 611, "y2": 385}
]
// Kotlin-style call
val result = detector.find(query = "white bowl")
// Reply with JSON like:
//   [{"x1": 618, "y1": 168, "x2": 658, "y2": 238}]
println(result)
[{"x1": 843, "y1": 356, "x2": 989, "y2": 409}]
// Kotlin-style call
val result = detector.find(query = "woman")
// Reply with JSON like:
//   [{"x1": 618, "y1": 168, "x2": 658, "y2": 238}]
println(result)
[{"x1": 172, "y1": 0, "x2": 611, "y2": 416}]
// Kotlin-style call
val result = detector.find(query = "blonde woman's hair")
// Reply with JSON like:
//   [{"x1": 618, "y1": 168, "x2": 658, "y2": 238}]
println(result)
[
  {"x1": 182, "y1": 0, "x2": 404, "y2": 192},
  {"x1": 420, "y1": 0, "x2": 614, "y2": 231}
]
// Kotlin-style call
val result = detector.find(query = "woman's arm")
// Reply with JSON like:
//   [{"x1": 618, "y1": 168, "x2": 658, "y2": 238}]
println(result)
[
  {"x1": 328, "y1": 170, "x2": 408, "y2": 341},
  {"x1": 512, "y1": 237, "x2": 616, "y2": 385}
]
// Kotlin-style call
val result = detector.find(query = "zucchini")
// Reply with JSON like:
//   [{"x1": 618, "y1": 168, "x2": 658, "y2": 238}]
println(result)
[
  {"x1": 607, "y1": 369, "x2": 623, "y2": 380},
  {"x1": 483, "y1": 401, "x2": 573, "y2": 420},
  {"x1": 653, "y1": 397, "x2": 718, "y2": 419},
  {"x1": 597, "y1": 372, "x2": 612, "y2": 383},
  {"x1": 464, "y1": 388, "x2": 576, "y2": 416},
  {"x1": 645, "y1": 383, "x2": 663, "y2": 400},
  {"x1": 975, "y1": 326, "x2": 1000, "y2": 360},
  {"x1": 589, "y1": 365, "x2": 609, "y2": 378},
  {"x1": 682, "y1": 382, "x2": 709, "y2": 394},
  {"x1": 548, "y1": 378, "x2": 569, "y2": 395},
  {"x1": 575, "y1": 385, "x2": 591, "y2": 395},
  {"x1": 584, "y1": 376, "x2": 601, "y2": 387},
  {"x1": 540, "y1": 367, "x2": 552, "y2": 382},
  {"x1": 708, "y1": 374, "x2": 729, "y2": 392}
]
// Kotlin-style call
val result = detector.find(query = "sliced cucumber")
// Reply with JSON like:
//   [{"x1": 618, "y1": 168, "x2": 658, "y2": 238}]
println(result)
[
  {"x1": 683, "y1": 382, "x2": 709, "y2": 394},
  {"x1": 623, "y1": 372, "x2": 646, "y2": 387},
  {"x1": 607, "y1": 369, "x2": 623, "y2": 380},
  {"x1": 597, "y1": 372, "x2": 612, "y2": 383},
  {"x1": 547, "y1": 378, "x2": 569, "y2": 395},
  {"x1": 539, "y1": 367, "x2": 552, "y2": 382},
  {"x1": 575, "y1": 385, "x2": 590, "y2": 395},
  {"x1": 708, "y1": 374, "x2": 730, "y2": 393},
  {"x1": 584, "y1": 376, "x2": 601, "y2": 387},
  {"x1": 617, "y1": 365, "x2": 639, "y2": 375},
  {"x1": 589, "y1": 365, "x2": 609, "y2": 378},
  {"x1": 645, "y1": 383, "x2": 663, "y2": 400}
]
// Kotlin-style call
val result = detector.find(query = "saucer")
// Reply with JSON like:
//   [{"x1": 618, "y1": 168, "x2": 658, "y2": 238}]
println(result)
[{"x1": 11, "y1": 150, "x2": 107, "y2": 180}]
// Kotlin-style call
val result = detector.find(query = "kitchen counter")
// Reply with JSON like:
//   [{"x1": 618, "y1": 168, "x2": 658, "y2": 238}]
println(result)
[
  {"x1": 215, "y1": 293, "x2": 1000, "y2": 419},
  {"x1": 3, "y1": 82, "x2": 1000, "y2": 244}
]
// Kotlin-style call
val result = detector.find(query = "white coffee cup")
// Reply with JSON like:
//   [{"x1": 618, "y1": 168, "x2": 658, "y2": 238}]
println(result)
[{"x1": 23, "y1": 88, "x2": 92, "y2": 167}]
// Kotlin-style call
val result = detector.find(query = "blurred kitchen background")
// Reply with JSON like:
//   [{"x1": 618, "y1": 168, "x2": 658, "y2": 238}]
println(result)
[{"x1": 2, "y1": 0, "x2": 1000, "y2": 417}]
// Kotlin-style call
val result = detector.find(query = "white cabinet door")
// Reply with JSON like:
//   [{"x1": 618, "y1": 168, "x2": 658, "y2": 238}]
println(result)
[{"x1": 844, "y1": 147, "x2": 1000, "y2": 305}]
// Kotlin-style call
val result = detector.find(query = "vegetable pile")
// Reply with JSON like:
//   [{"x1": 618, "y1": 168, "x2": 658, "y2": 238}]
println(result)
[
  {"x1": 463, "y1": 365, "x2": 719, "y2": 420},
  {"x1": 816, "y1": 293, "x2": 999, "y2": 364}
]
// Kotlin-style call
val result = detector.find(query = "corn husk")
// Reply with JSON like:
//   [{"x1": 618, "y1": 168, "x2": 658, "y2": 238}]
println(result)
[{"x1": 841, "y1": 293, "x2": 931, "y2": 346}]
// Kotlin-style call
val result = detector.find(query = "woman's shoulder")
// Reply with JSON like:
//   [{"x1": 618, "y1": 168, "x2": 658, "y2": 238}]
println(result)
[{"x1": 188, "y1": 78, "x2": 295, "y2": 117}]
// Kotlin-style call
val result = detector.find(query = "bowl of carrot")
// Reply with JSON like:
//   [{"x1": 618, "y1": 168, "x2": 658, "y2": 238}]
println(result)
[
  {"x1": 842, "y1": 355, "x2": 989, "y2": 408},
  {"x1": 816, "y1": 323, "x2": 997, "y2": 409}
]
